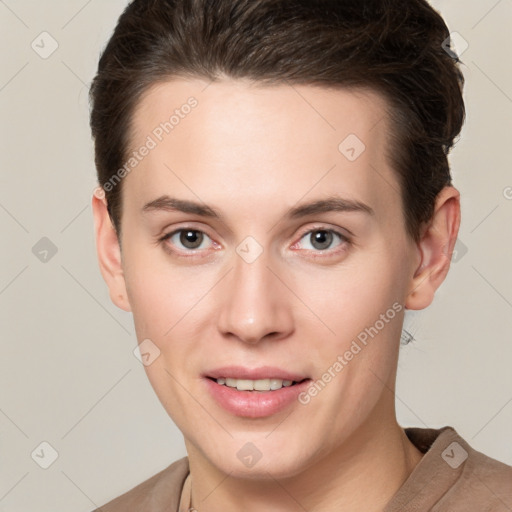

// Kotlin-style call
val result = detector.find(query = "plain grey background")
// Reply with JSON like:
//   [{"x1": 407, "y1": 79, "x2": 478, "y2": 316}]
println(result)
[{"x1": 1, "y1": 1, "x2": 511, "y2": 510}]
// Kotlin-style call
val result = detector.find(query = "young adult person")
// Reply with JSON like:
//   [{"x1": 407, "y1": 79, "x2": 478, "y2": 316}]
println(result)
[{"x1": 89, "y1": 0, "x2": 512, "y2": 510}]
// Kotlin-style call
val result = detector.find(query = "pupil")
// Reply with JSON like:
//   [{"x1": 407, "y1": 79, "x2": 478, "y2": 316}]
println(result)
[
  {"x1": 180, "y1": 230, "x2": 203, "y2": 249},
  {"x1": 311, "y1": 230, "x2": 332, "y2": 250}
]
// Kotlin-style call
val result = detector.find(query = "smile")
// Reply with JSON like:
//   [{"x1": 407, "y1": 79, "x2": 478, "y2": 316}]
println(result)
[{"x1": 213, "y1": 377, "x2": 302, "y2": 391}]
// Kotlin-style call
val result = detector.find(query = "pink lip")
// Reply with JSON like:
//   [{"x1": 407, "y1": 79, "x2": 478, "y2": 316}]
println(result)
[
  {"x1": 203, "y1": 365, "x2": 307, "y2": 382},
  {"x1": 203, "y1": 366, "x2": 311, "y2": 418}
]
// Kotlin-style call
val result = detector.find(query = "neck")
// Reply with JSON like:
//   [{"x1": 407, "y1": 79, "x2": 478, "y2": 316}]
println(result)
[{"x1": 186, "y1": 398, "x2": 423, "y2": 512}]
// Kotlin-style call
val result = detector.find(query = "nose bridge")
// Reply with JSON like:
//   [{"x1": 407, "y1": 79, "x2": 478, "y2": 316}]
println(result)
[{"x1": 216, "y1": 247, "x2": 293, "y2": 344}]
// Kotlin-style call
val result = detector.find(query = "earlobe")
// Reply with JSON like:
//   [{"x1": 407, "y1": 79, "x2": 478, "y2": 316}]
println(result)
[
  {"x1": 91, "y1": 188, "x2": 132, "y2": 312},
  {"x1": 405, "y1": 186, "x2": 461, "y2": 311}
]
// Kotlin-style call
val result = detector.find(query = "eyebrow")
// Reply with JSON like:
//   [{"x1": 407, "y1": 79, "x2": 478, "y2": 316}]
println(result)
[{"x1": 141, "y1": 195, "x2": 374, "y2": 219}]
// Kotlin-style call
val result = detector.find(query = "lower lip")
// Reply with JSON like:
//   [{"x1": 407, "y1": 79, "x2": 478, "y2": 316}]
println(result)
[{"x1": 204, "y1": 378, "x2": 312, "y2": 418}]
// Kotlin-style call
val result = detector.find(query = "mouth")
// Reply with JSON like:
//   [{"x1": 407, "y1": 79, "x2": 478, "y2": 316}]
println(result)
[
  {"x1": 202, "y1": 366, "x2": 312, "y2": 418},
  {"x1": 207, "y1": 376, "x2": 309, "y2": 391}
]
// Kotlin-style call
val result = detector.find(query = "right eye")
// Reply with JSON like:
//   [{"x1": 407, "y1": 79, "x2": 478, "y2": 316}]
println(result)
[{"x1": 159, "y1": 228, "x2": 216, "y2": 252}]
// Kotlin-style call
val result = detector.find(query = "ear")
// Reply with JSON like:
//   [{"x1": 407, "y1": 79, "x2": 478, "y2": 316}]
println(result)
[
  {"x1": 406, "y1": 186, "x2": 461, "y2": 310},
  {"x1": 91, "y1": 187, "x2": 132, "y2": 312}
]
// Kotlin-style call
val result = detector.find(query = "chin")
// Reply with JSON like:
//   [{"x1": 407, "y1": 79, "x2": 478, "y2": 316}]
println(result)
[{"x1": 204, "y1": 442, "x2": 313, "y2": 481}]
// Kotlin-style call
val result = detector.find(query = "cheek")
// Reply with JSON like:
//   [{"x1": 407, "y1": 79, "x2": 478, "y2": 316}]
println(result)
[
  {"x1": 290, "y1": 249, "x2": 407, "y2": 394},
  {"x1": 123, "y1": 254, "x2": 220, "y2": 396},
  {"x1": 299, "y1": 250, "x2": 405, "y2": 334},
  {"x1": 125, "y1": 274, "x2": 171, "y2": 338},
  {"x1": 124, "y1": 266, "x2": 207, "y2": 426},
  {"x1": 123, "y1": 245, "x2": 208, "y2": 337}
]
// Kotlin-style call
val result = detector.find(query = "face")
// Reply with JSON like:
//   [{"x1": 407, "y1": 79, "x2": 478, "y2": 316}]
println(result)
[{"x1": 112, "y1": 79, "x2": 420, "y2": 479}]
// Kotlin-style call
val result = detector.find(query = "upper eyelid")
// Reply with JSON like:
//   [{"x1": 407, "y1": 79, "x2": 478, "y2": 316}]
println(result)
[
  {"x1": 160, "y1": 223, "x2": 214, "y2": 240},
  {"x1": 296, "y1": 225, "x2": 350, "y2": 240}
]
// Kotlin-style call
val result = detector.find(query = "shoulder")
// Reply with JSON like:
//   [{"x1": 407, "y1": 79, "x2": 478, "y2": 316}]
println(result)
[
  {"x1": 391, "y1": 426, "x2": 512, "y2": 511},
  {"x1": 454, "y1": 433, "x2": 512, "y2": 510},
  {"x1": 91, "y1": 457, "x2": 189, "y2": 512}
]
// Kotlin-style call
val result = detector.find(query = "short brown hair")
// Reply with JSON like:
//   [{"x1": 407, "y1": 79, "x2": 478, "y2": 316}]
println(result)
[{"x1": 90, "y1": 0, "x2": 465, "y2": 242}]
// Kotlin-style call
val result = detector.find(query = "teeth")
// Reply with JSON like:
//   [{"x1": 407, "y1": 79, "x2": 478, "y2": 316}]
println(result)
[
  {"x1": 236, "y1": 379, "x2": 254, "y2": 391},
  {"x1": 254, "y1": 379, "x2": 271, "y2": 391},
  {"x1": 270, "y1": 378, "x2": 282, "y2": 390},
  {"x1": 216, "y1": 378, "x2": 296, "y2": 391}
]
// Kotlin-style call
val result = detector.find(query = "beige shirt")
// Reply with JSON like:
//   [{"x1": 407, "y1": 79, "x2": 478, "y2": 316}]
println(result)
[{"x1": 93, "y1": 426, "x2": 512, "y2": 511}]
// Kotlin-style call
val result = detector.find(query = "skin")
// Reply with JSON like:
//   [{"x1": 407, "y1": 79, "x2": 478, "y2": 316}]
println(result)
[{"x1": 92, "y1": 78, "x2": 460, "y2": 511}]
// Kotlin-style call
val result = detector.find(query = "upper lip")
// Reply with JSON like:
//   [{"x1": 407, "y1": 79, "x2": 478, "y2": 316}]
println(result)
[{"x1": 204, "y1": 366, "x2": 309, "y2": 382}]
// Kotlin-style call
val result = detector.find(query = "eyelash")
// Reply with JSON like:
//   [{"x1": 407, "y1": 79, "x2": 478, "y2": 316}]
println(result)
[{"x1": 158, "y1": 226, "x2": 351, "y2": 259}]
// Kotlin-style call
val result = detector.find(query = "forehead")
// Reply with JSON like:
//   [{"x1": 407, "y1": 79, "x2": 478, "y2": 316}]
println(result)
[
  {"x1": 130, "y1": 78, "x2": 390, "y2": 154},
  {"x1": 124, "y1": 78, "x2": 400, "y2": 227}
]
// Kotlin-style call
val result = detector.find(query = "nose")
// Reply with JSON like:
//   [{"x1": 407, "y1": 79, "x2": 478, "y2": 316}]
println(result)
[{"x1": 216, "y1": 249, "x2": 295, "y2": 345}]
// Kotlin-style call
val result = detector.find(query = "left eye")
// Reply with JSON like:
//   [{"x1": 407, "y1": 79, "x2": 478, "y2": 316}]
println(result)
[{"x1": 295, "y1": 229, "x2": 347, "y2": 251}]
